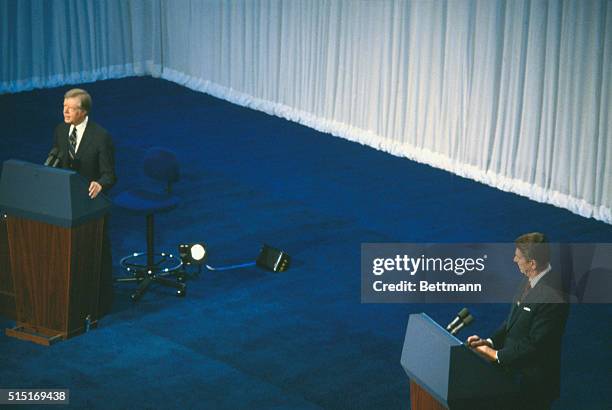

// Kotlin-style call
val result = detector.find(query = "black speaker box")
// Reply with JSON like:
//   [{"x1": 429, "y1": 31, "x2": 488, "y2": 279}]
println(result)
[{"x1": 256, "y1": 244, "x2": 290, "y2": 272}]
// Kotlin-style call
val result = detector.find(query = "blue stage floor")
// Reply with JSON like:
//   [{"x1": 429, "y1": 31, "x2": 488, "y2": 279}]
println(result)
[{"x1": 0, "y1": 77, "x2": 610, "y2": 409}]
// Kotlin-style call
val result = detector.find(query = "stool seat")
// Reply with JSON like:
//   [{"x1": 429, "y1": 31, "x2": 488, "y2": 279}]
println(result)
[
  {"x1": 114, "y1": 189, "x2": 180, "y2": 213},
  {"x1": 114, "y1": 147, "x2": 185, "y2": 301}
]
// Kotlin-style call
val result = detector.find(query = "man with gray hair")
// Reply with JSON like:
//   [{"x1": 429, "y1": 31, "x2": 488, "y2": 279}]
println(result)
[
  {"x1": 467, "y1": 232, "x2": 569, "y2": 409},
  {"x1": 54, "y1": 88, "x2": 116, "y2": 197},
  {"x1": 52, "y1": 88, "x2": 116, "y2": 316}
]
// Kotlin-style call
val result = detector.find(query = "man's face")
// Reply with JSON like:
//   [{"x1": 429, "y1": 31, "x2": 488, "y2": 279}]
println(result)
[
  {"x1": 513, "y1": 248, "x2": 536, "y2": 278},
  {"x1": 63, "y1": 97, "x2": 86, "y2": 125}
]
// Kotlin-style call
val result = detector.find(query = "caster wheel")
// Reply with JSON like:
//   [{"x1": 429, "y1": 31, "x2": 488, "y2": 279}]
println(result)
[
  {"x1": 177, "y1": 275, "x2": 185, "y2": 283},
  {"x1": 177, "y1": 289, "x2": 186, "y2": 297}
]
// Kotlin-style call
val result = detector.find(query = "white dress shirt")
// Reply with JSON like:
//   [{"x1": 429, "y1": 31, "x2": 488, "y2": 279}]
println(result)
[{"x1": 69, "y1": 116, "x2": 88, "y2": 153}]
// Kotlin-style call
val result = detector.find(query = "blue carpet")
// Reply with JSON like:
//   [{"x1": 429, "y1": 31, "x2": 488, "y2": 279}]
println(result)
[{"x1": 0, "y1": 77, "x2": 611, "y2": 409}]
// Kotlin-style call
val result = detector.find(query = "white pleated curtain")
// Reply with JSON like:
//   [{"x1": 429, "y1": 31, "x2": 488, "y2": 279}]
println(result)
[
  {"x1": 0, "y1": 0, "x2": 161, "y2": 91},
  {"x1": 1, "y1": 0, "x2": 610, "y2": 223}
]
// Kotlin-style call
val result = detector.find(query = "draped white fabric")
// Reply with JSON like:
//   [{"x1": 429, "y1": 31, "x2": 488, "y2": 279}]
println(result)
[
  {"x1": 1, "y1": 0, "x2": 610, "y2": 223},
  {"x1": 0, "y1": 0, "x2": 161, "y2": 92}
]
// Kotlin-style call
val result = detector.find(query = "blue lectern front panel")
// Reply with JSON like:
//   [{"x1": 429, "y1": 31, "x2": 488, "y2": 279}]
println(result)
[
  {"x1": 0, "y1": 159, "x2": 110, "y2": 227},
  {"x1": 400, "y1": 313, "x2": 462, "y2": 405}
]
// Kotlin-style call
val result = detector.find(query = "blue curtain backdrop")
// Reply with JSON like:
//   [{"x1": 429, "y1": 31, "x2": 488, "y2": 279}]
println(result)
[{"x1": 1, "y1": 0, "x2": 610, "y2": 224}]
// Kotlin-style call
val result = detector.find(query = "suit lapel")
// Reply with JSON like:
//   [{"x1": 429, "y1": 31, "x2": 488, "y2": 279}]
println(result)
[
  {"x1": 506, "y1": 279, "x2": 528, "y2": 330},
  {"x1": 506, "y1": 303, "x2": 521, "y2": 331},
  {"x1": 506, "y1": 281, "x2": 545, "y2": 332},
  {"x1": 75, "y1": 122, "x2": 93, "y2": 159}
]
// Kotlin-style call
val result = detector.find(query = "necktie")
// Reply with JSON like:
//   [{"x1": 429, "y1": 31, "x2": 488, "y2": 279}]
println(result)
[
  {"x1": 518, "y1": 280, "x2": 532, "y2": 304},
  {"x1": 69, "y1": 127, "x2": 77, "y2": 159}
]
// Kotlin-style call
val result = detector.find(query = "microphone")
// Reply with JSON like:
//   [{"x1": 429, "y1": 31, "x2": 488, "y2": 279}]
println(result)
[
  {"x1": 451, "y1": 314, "x2": 474, "y2": 335},
  {"x1": 44, "y1": 147, "x2": 59, "y2": 166},
  {"x1": 51, "y1": 151, "x2": 62, "y2": 167},
  {"x1": 446, "y1": 307, "x2": 469, "y2": 331}
]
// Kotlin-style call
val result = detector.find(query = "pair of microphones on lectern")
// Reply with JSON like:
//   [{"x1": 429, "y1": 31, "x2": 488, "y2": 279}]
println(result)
[
  {"x1": 44, "y1": 147, "x2": 62, "y2": 167},
  {"x1": 445, "y1": 307, "x2": 474, "y2": 336}
]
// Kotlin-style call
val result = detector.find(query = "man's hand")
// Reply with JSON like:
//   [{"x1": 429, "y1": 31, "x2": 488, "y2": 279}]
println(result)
[
  {"x1": 473, "y1": 345, "x2": 498, "y2": 362},
  {"x1": 467, "y1": 335, "x2": 497, "y2": 362},
  {"x1": 89, "y1": 181, "x2": 102, "y2": 199},
  {"x1": 466, "y1": 335, "x2": 492, "y2": 348}
]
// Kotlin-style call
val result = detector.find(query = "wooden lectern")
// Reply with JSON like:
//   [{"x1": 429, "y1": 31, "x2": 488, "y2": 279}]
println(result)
[
  {"x1": 0, "y1": 214, "x2": 14, "y2": 320},
  {"x1": 0, "y1": 159, "x2": 111, "y2": 345},
  {"x1": 401, "y1": 313, "x2": 519, "y2": 410}
]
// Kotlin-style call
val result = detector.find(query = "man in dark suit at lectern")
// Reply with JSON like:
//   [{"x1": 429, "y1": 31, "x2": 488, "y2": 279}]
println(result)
[
  {"x1": 467, "y1": 232, "x2": 569, "y2": 410},
  {"x1": 53, "y1": 88, "x2": 117, "y2": 317}
]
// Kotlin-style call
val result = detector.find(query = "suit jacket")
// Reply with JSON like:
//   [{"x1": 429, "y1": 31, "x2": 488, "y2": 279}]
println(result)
[
  {"x1": 491, "y1": 272, "x2": 569, "y2": 403},
  {"x1": 53, "y1": 120, "x2": 117, "y2": 192}
]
